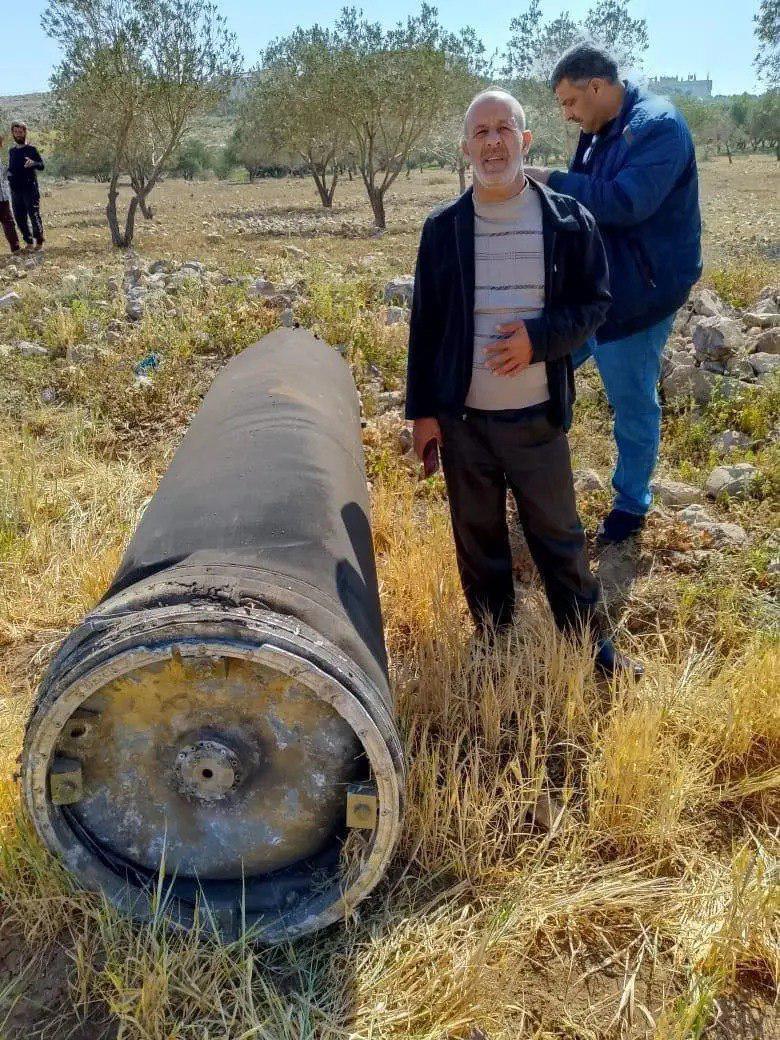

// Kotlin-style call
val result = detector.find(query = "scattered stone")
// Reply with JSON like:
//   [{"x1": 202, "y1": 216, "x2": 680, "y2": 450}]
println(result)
[
  {"x1": 283, "y1": 245, "x2": 308, "y2": 259},
  {"x1": 751, "y1": 328, "x2": 780, "y2": 354},
  {"x1": 66, "y1": 343, "x2": 108, "y2": 365},
  {"x1": 126, "y1": 299, "x2": 144, "y2": 321},
  {"x1": 149, "y1": 259, "x2": 174, "y2": 274},
  {"x1": 652, "y1": 478, "x2": 705, "y2": 507},
  {"x1": 383, "y1": 275, "x2": 415, "y2": 307},
  {"x1": 705, "y1": 463, "x2": 758, "y2": 499},
  {"x1": 743, "y1": 311, "x2": 780, "y2": 330},
  {"x1": 751, "y1": 296, "x2": 778, "y2": 316},
  {"x1": 0, "y1": 292, "x2": 21, "y2": 310},
  {"x1": 692, "y1": 316, "x2": 743, "y2": 362},
  {"x1": 749, "y1": 352, "x2": 780, "y2": 377},
  {"x1": 662, "y1": 364, "x2": 722, "y2": 405},
  {"x1": 13, "y1": 340, "x2": 50, "y2": 358},
  {"x1": 678, "y1": 504, "x2": 749, "y2": 547},
  {"x1": 691, "y1": 287, "x2": 725, "y2": 317},
  {"x1": 396, "y1": 426, "x2": 413, "y2": 454},
  {"x1": 41, "y1": 387, "x2": 56, "y2": 404},
  {"x1": 573, "y1": 469, "x2": 604, "y2": 493},
  {"x1": 701, "y1": 360, "x2": 725, "y2": 374},
  {"x1": 385, "y1": 306, "x2": 408, "y2": 325},
  {"x1": 280, "y1": 308, "x2": 295, "y2": 328},
  {"x1": 713, "y1": 429, "x2": 751, "y2": 453},
  {"x1": 247, "y1": 277, "x2": 277, "y2": 298},
  {"x1": 725, "y1": 356, "x2": 755, "y2": 380}
]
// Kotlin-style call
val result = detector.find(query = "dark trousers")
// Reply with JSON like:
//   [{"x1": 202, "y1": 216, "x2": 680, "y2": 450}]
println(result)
[
  {"x1": 438, "y1": 409, "x2": 601, "y2": 635},
  {"x1": 11, "y1": 185, "x2": 44, "y2": 245},
  {"x1": 0, "y1": 200, "x2": 20, "y2": 252}
]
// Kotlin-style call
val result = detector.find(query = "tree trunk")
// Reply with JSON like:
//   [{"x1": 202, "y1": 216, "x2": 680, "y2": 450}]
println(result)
[
  {"x1": 368, "y1": 187, "x2": 386, "y2": 229},
  {"x1": 122, "y1": 196, "x2": 139, "y2": 248},
  {"x1": 139, "y1": 195, "x2": 154, "y2": 219},
  {"x1": 106, "y1": 174, "x2": 124, "y2": 248},
  {"x1": 457, "y1": 159, "x2": 466, "y2": 194}
]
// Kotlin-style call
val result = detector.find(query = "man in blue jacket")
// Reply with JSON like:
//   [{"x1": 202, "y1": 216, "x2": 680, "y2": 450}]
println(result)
[{"x1": 526, "y1": 44, "x2": 702, "y2": 543}]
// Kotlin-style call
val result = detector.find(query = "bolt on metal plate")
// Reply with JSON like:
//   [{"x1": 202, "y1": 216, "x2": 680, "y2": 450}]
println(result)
[
  {"x1": 346, "y1": 782, "x2": 378, "y2": 830},
  {"x1": 50, "y1": 758, "x2": 83, "y2": 805}
]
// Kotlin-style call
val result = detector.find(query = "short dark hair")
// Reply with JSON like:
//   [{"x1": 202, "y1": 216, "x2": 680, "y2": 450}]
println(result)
[{"x1": 550, "y1": 43, "x2": 619, "y2": 90}]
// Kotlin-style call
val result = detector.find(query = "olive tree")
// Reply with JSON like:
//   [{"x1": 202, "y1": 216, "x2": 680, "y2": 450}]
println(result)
[
  {"x1": 245, "y1": 27, "x2": 348, "y2": 207},
  {"x1": 43, "y1": 0, "x2": 240, "y2": 247},
  {"x1": 332, "y1": 4, "x2": 465, "y2": 228}
]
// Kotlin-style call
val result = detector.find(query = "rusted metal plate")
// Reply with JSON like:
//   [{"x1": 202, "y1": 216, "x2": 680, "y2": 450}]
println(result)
[
  {"x1": 346, "y1": 783, "x2": 378, "y2": 830},
  {"x1": 66, "y1": 653, "x2": 363, "y2": 878}
]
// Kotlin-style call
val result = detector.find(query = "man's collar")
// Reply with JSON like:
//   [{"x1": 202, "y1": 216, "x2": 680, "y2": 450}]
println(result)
[{"x1": 454, "y1": 180, "x2": 580, "y2": 231}]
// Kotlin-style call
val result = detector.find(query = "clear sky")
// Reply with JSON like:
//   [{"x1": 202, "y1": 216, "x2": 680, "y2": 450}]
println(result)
[{"x1": 3, "y1": 0, "x2": 763, "y2": 98}]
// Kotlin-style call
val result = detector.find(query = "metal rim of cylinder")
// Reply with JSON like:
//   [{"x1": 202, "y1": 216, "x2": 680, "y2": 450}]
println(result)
[{"x1": 22, "y1": 604, "x2": 404, "y2": 942}]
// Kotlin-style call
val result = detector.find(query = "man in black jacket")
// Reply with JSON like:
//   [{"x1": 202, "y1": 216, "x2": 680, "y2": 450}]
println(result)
[
  {"x1": 8, "y1": 121, "x2": 45, "y2": 250},
  {"x1": 406, "y1": 87, "x2": 639, "y2": 677}
]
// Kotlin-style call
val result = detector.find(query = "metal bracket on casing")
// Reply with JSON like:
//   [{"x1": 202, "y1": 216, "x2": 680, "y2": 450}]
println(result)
[
  {"x1": 49, "y1": 758, "x2": 83, "y2": 805},
  {"x1": 346, "y1": 782, "x2": 378, "y2": 830}
]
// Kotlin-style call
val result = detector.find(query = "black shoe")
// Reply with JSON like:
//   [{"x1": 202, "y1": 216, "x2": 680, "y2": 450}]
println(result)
[
  {"x1": 595, "y1": 639, "x2": 644, "y2": 680},
  {"x1": 596, "y1": 509, "x2": 645, "y2": 545}
]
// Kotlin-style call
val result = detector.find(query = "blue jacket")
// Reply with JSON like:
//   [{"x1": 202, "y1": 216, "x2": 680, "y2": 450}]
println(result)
[{"x1": 548, "y1": 81, "x2": 702, "y2": 343}]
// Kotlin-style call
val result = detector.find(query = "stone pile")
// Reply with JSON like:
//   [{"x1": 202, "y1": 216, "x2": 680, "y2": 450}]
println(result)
[{"x1": 663, "y1": 285, "x2": 780, "y2": 404}]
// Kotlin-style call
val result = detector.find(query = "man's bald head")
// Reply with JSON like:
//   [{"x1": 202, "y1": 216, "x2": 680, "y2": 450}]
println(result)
[{"x1": 463, "y1": 89, "x2": 526, "y2": 140}]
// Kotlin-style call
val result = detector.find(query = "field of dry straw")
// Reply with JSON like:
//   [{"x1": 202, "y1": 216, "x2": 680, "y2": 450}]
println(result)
[{"x1": 0, "y1": 155, "x2": 778, "y2": 1039}]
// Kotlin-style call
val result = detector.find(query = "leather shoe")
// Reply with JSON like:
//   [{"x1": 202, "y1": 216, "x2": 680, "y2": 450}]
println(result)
[{"x1": 595, "y1": 638, "x2": 644, "y2": 680}]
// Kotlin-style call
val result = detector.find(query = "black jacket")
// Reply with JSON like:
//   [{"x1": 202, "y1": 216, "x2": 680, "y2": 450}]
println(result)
[
  {"x1": 8, "y1": 144, "x2": 45, "y2": 191},
  {"x1": 405, "y1": 179, "x2": 611, "y2": 431}
]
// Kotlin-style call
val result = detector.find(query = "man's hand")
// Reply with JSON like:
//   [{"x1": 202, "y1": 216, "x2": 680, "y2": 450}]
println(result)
[
  {"x1": 412, "y1": 416, "x2": 442, "y2": 460},
  {"x1": 485, "y1": 321, "x2": 534, "y2": 376},
  {"x1": 524, "y1": 165, "x2": 552, "y2": 184},
  {"x1": 24, "y1": 158, "x2": 35, "y2": 168}
]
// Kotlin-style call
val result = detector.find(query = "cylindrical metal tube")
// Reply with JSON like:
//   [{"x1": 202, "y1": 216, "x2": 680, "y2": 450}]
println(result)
[{"x1": 22, "y1": 329, "x2": 404, "y2": 941}]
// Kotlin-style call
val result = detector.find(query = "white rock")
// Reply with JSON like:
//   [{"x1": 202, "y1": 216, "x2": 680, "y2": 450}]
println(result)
[
  {"x1": 0, "y1": 292, "x2": 21, "y2": 310},
  {"x1": 751, "y1": 328, "x2": 780, "y2": 355},
  {"x1": 662, "y1": 364, "x2": 721, "y2": 405},
  {"x1": 573, "y1": 469, "x2": 604, "y2": 493},
  {"x1": 692, "y1": 316, "x2": 743, "y2": 362},
  {"x1": 749, "y1": 353, "x2": 780, "y2": 377},
  {"x1": 385, "y1": 306, "x2": 409, "y2": 325},
  {"x1": 383, "y1": 276, "x2": 415, "y2": 307},
  {"x1": 691, "y1": 287, "x2": 725, "y2": 317},
  {"x1": 725, "y1": 357, "x2": 755, "y2": 380},
  {"x1": 713, "y1": 429, "x2": 751, "y2": 453},
  {"x1": 652, "y1": 479, "x2": 704, "y2": 507},
  {"x1": 14, "y1": 340, "x2": 50, "y2": 358},
  {"x1": 705, "y1": 463, "x2": 758, "y2": 499},
  {"x1": 743, "y1": 312, "x2": 780, "y2": 330},
  {"x1": 247, "y1": 278, "x2": 277, "y2": 298},
  {"x1": 678, "y1": 505, "x2": 748, "y2": 548},
  {"x1": 751, "y1": 296, "x2": 778, "y2": 316}
]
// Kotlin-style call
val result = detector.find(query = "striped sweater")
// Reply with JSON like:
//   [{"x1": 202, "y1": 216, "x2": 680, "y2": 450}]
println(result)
[{"x1": 465, "y1": 183, "x2": 549, "y2": 411}]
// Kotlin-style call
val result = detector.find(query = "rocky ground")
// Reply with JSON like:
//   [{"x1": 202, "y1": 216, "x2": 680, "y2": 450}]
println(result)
[{"x1": 0, "y1": 158, "x2": 778, "y2": 1039}]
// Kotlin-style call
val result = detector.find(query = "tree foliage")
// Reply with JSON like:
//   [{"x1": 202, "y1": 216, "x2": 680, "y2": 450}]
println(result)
[
  {"x1": 503, "y1": 0, "x2": 648, "y2": 81},
  {"x1": 246, "y1": 27, "x2": 348, "y2": 206},
  {"x1": 755, "y1": 0, "x2": 780, "y2": 87},
  {"x1": 43, "y1": 0, "x2": 240, "y2": 246}
]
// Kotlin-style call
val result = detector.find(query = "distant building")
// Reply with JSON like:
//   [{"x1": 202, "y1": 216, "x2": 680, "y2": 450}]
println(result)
[{"x1": 648, "y1": 75, "x2": 713, "y2": 100}]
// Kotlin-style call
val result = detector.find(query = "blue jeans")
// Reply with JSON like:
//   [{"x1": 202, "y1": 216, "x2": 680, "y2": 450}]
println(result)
[{"x1": 572, "y1": 314, "x2": 676, "y2": 516}]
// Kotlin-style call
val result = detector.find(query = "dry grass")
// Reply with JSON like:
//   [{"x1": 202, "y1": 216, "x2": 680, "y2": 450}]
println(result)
[{"x1": 0, "y1": 158, "x2": 779, "y2": 1038}]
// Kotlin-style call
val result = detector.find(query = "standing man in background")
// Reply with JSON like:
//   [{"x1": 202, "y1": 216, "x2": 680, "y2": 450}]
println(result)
[
  {"x1": 8, "y1": 121, "x2": 45, "y2": 251},
  {"x1": 0, "y1": 132, "x2": 21, "y2": 256},
  {"x1": 525, "y1": 44, "x2": 702, "y2": 544}
]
